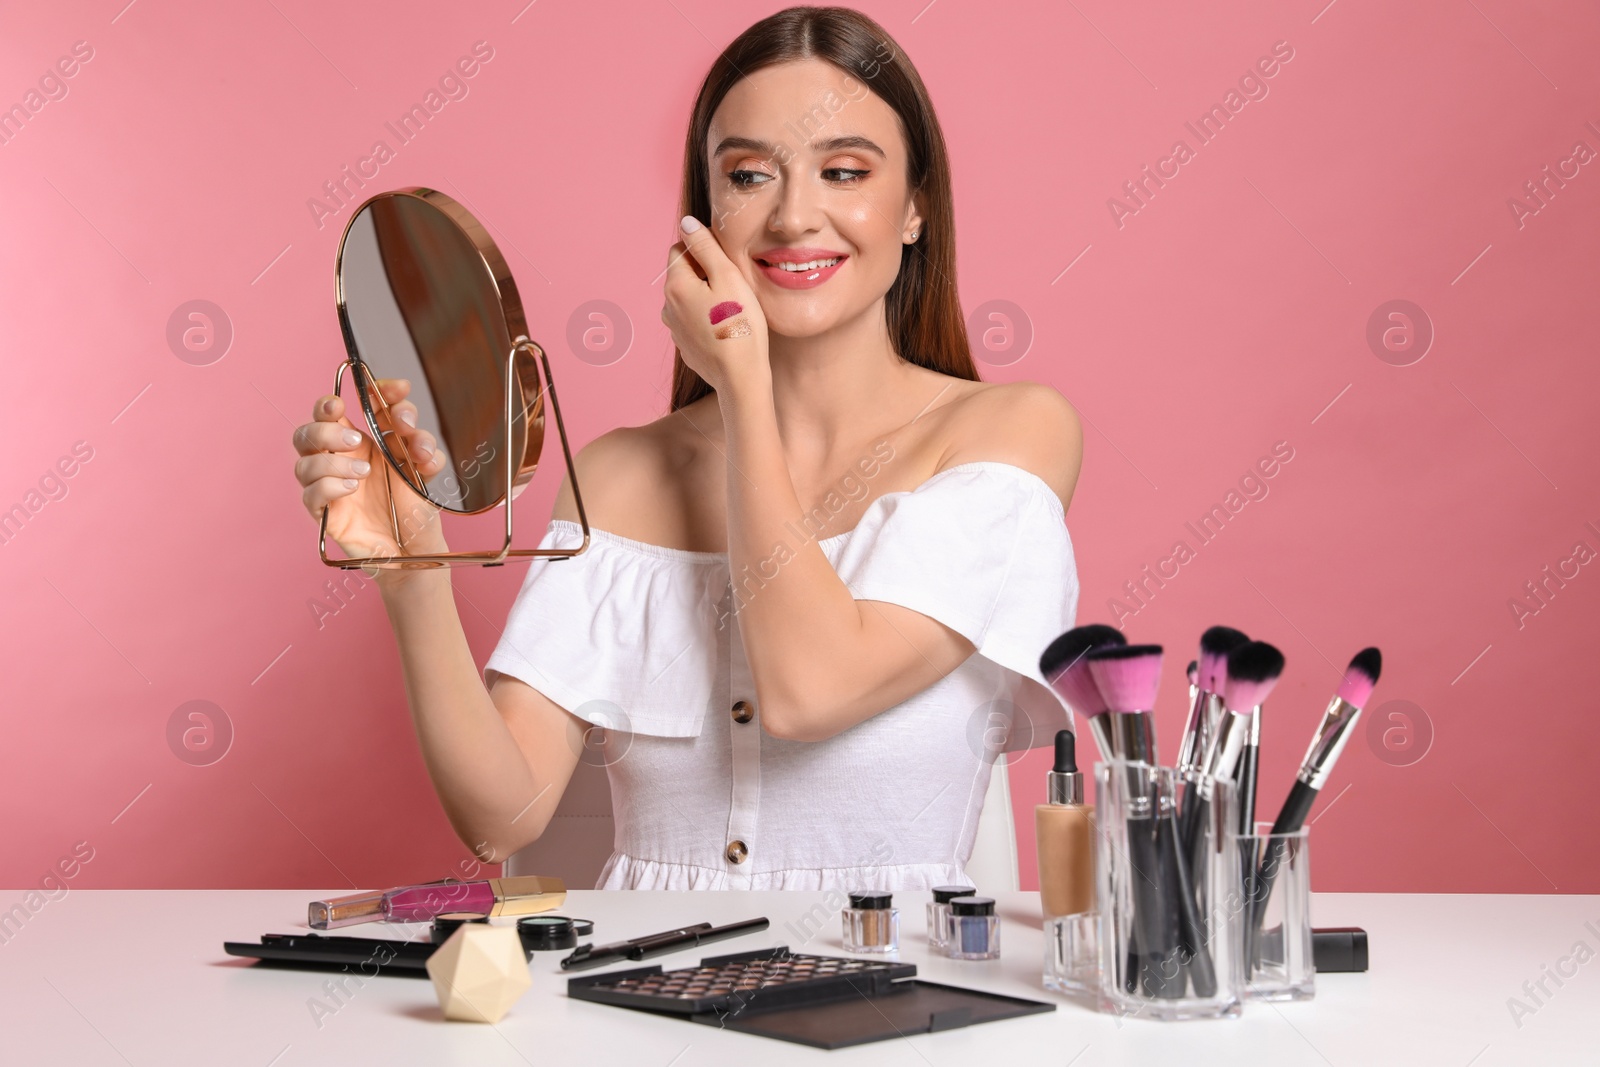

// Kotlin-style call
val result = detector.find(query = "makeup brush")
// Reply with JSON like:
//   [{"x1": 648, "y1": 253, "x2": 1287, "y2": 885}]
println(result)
[
  {"x1": 1084, "y1": 644, "x2": 1162, "y2": 765},
  {"x1": 1223, "y1": 642, "x2": 1284, "y2": 974},
  {"x1": 1040, "y1": 624, "x2": 1125, "y2": 759},
  {"x1": 1182, "y1": 642, "x2": 1284, "y2": 911},
  {"x1": 1234, "y1": 702, "x2": 1261, "y2": 837},
  {"x1": 1085, "y1": 645, "x2": 1214, "y2": 998},
  {"x1": 1199, "y1": 626, "x2": 1249, "y2": 694},
  {"x1": 1190, "y1": 640, "x2": 1278, "y2": 997},
  {"x1": 1085, "y1": 645, "x2": 1172, "y2": 996},
  {"x1": 1208, "y1": 641, "x2": 1285, "y2": 792},
  {"x1": 1179, "y1": 627, "x2": 1250, "y2": 784},
  {"x1": 1250, "y1": 648, "x2": 1382, "y2": 952},
  {"x1": 1220, "y1": 641, "x2": 1285, "y2": 830},
  {"x1": 1177, "y1": 627, "x2": 1250, "y2": 844},
  {"x1": 1181, "y1": 659, "x2": 1200, "y2": 791}
]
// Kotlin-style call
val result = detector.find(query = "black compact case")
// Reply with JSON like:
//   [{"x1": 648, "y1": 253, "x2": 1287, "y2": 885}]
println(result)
[
  {"x1": 566, "y1": 946, "x2": 1054, "y2": 1050},
  {"x1": 224, "y1": 915, "x2": 598, "y2": 976},
  {"x1": 223, "y1": 933, "x2": 440, "y2": 976}
]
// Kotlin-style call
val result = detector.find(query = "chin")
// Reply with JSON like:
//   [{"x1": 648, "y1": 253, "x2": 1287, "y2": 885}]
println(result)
[{"x1": 764, "y1": 306, "x2": 844, "y2": 338}]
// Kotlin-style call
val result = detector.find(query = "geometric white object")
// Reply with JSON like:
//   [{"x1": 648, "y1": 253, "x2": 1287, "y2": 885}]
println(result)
[{"x1": 424, "y1": 925, "x2": 532, "y2": 1024}]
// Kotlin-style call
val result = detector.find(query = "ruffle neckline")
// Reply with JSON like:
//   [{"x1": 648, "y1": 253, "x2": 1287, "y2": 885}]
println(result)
[{"x1": 544, "y1": 460, "x2": 1066, "y2": 563}]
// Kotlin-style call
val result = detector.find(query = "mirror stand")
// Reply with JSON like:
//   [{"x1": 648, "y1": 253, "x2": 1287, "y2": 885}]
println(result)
[{"x1": 318, "y1": 337, "x2": 591, "y2": 570}]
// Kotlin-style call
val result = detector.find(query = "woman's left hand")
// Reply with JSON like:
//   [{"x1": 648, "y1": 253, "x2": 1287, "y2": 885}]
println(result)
[{"x1": 662, "y1": 215, "x2": 769, "y2": 395}]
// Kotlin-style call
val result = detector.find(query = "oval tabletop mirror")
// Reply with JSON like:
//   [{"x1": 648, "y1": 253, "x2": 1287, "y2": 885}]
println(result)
[{"x1": 322, "y1": 186, "x2": 588, "y2": 568}]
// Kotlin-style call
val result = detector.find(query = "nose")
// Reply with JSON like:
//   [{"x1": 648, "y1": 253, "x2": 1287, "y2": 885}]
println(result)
[{"x1": 767, "y1": 167, "x2": 827, "y2": 238}]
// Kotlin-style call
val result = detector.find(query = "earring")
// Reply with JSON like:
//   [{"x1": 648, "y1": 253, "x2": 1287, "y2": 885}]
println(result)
[{"x1": 909, "y1": 230, "x2": 920, "y2": 242}]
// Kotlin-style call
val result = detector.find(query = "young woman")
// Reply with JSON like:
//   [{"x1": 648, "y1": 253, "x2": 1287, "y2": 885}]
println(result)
[{"x1": 291, "y1": 6, "x2": 1082, "y2": 890}]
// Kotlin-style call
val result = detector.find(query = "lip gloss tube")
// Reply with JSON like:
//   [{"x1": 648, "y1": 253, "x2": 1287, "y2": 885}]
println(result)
[
  {"x1": 307, "y1": 888, "x2": 387, "y2": 930},
  {"x1": 383, "y1": 876, "x2": 566, "y2": 923}
]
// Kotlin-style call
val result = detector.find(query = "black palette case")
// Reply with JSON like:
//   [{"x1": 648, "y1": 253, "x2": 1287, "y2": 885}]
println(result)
[{"x1": 566, "y1": 946, "x2": 1055, "y2": 1050}]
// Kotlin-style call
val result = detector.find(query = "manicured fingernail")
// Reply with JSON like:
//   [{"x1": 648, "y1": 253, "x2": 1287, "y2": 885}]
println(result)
[
  {"x1": 709, "y1": 301, "x2": 742, "y2": 325},
  {"x1": 398, "y1": 409, "x2": 416, "y2": 427},
  {"x1": 321, "y1": 399, "x2": 336, "y2": 415},
  {"x1": 352, "y1": 460, "x2": 370, "y2": 475},
  {"x1": 680, "y1": 215, "x2": 702, "y2": 233},
  {"x1": 342, "y1": 429, "x2": 362, "y2": 447},
  {"x1": 342, "y1": 479, "x2": 359, "y2": 490}
]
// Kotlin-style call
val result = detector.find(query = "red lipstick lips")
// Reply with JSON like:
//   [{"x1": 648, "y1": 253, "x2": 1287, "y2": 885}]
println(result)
[{"x1": 754, "y1": 246, "x2": 848, "y2": 291}]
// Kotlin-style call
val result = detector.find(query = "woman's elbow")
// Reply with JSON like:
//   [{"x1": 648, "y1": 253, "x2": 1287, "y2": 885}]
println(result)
[
  {"x1": 454, "y1": 816, "x2": 547, "y2": 867},
  {"x1": 757, "y1": 694, "x2": 846, "y2": 743}
]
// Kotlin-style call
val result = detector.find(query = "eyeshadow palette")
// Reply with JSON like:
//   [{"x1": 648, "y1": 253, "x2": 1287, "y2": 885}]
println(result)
[
  {"x1": 567, "y1": 947, "x2": 915, "y2": 1015},
  {"x1": 567, "y1": 945, "x2": 1056, "y2": 1049}
]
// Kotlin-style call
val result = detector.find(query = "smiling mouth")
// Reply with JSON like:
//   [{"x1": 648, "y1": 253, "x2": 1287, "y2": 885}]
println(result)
[{"x1": 756, "y1": 256, "x2": 844, "y2": 272}]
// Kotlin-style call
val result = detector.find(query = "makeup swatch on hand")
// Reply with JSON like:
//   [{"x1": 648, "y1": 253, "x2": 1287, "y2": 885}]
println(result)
[
  {"x1": 714, "y1": 317, "x2": 752, "y2": 339},
  {"x1": 708, "y1": 301, "x2": 743, "y2": 325}
]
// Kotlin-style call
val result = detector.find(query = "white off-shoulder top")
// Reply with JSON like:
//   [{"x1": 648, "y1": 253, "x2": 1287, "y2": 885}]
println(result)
[{"x1": 484, "y1": 461, "x2": 1080, "y2": 891}]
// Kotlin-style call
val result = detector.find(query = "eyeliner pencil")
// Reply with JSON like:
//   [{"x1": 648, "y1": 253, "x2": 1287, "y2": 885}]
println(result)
[{"x1": 560, "y1": 917, "x2": 769, "y2": 971}]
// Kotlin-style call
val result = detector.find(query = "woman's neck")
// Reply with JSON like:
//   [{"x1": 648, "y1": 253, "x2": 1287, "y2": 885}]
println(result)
[{"x1": 762, "y1": 301, "x2": 914, "y2": 461}]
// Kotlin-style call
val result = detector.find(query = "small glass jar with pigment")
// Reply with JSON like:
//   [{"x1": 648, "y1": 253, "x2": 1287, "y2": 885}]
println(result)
[{"x1": 842, "y1": 890, "x2": 899, "y2": 953}]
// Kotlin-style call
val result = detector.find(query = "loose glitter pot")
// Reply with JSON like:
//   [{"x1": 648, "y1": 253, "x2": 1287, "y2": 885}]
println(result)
[{"x1": 843, "y1": 891, "x2": 899, "y2": 953}]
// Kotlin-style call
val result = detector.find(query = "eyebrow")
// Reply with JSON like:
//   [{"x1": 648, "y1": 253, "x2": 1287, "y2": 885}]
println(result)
[{"x1": 713, "y1": 134, "x2": 886, "y2": 159}]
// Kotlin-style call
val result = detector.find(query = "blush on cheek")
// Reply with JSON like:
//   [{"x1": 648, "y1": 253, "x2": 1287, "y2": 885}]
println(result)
[{"x1": 714, "y1": 317, "x2": 752, "y2": 339}]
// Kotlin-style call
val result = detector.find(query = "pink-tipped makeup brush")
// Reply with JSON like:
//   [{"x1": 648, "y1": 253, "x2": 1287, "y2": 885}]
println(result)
[
  {"x1": 1193, "y1": 642, "x2": 1284, "y2": 802},
  {"x1": 1039, "y1": 624, "x2": 1125, "y2": 760},
  {"x1": 1201, "y1": 641, "x2": 1285, "y2": 790},
  {"x1": 1179, "y1": 627, "x2": 1249, "y2": 783},
  {"x1": 1085, "y1": 643, "x2": 1218, "y2": 999},
  {"x1": 1181, "y1": 642, "x2": 1284, "y2": 901},
  {"x1": 1224, "y1": 642, "x2": 1284, "y2": 841},
  {"x1": 1250, "y1": 648, "x2": 1383, "y2": 958},
  {"x1": 1084, "y1": 644, "x2": 1163, "y2": 764},
  {"x1": 1269, "y1": 647, "x2": 1381, "y2": 830}
]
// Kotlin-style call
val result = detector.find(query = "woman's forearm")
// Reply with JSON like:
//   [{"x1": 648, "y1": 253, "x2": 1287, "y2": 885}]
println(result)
[
  {"x1": 378, "y1": 570, "x2": 559, "y2": 861},
  {"x1": 720, "y1": 387, "x2": 874, "y2": 733}
]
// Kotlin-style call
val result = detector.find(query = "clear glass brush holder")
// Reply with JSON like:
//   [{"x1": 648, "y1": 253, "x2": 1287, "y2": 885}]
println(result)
[
  {"x1": 1238, "y1": 824, "x2": 1314, "y2": 1001},
  {"x1": 1095, "y1": 761, "x2": 1243, "y2": 1021}
]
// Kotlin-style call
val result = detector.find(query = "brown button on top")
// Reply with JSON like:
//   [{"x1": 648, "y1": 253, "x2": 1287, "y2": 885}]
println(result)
[
  {"x1": 725, "y1": 839, "x2": 748, "y2": 864},
  {"x1": 731, "y1": 699, "x2": 755, "y2": 724}
]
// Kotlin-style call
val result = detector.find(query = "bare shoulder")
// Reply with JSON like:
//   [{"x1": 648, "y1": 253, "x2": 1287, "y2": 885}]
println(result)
[
  {"x1": 549, "y1": 395, "x2": 719, "y2": 543},
  {"x1": 935, "y1": 380, "x2": 1083, "y2": 511}
]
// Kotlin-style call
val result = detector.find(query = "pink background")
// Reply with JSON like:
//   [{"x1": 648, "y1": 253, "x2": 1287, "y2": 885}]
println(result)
[{"x1": 2, "y1": 0, "x2": 1595, "y2": 893}]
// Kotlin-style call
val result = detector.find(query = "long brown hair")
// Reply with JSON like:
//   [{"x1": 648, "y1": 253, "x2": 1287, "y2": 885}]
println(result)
[{"x1": 669, "y1": 5, "x2": 978, "y2": 412}]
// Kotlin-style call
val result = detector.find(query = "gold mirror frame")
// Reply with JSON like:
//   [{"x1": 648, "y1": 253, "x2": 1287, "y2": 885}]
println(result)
[{"x1": 319, "y1": 187, "x2": 589, "y2": 569}]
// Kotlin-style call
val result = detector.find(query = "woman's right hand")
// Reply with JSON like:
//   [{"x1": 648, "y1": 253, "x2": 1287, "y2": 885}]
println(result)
[{"x1": 292, "y1": 379, "x2": 450, "y2": 562}]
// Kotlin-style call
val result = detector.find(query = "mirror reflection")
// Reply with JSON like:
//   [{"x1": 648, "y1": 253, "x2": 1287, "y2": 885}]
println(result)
[{"x1": 336, "y1": 192, "x2": 535, "y2": 513}]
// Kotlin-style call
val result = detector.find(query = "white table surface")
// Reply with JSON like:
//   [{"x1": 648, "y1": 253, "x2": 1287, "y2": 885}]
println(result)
[{"x1": 0, "y1": 889, "x2": 1593, "y2": 1065}]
